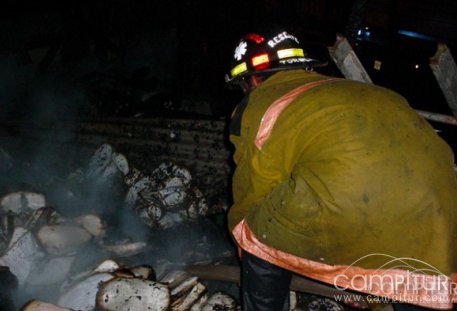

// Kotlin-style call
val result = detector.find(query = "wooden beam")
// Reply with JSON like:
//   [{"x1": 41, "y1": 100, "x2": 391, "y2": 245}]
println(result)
[
  {"x1": 429, "y1": 43, "x2": 457, "y2": 118},
  {"x1": 185, "y1": 264, "x2": 368, "y2": 307}
]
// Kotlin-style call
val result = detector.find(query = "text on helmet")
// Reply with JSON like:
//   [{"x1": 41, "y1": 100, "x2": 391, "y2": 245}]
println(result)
[{"x1": 268, "y1": 32, "x2": 300, "y2": 48}]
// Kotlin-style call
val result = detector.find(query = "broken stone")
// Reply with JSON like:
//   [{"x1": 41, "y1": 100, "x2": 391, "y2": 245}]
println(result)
[
  {"x1": 85, "y1": 144, "x2": 129, "y2": 185},
  {"x1": 57, "y1": 272, "x2": 115, "y2": 311},
  {"x1": 36, "y1": 224, "x2": 92, "y2": 255},
  {"x1": 128, "y1": 264, "x2": 155, "y2": 280},
  {"x1": 21, "y1": 300, "x2": 74, "y2": 311},
  {"x1": 186, "y1": 188, "x2": 209, "y2": 220},
  {"x1": 113, "y1": 268, "x2": 136, "y2": 278},
  {"x1": 158, "y1": 269, "x2": 208, "y2": 311},
  {"x1": 96, "y1": 277, "x2": 170, "y2": 311},
  {"x1": 200, "y1": 291, "x2": 238, "y2": 311},
  {"x1": 170, "y1": 276, "x2": 207, "y2": 311},
  {"x1": 172, "y1": 281, "x2": 207, "y2": 311},
  {"x1": 92, "y1": 259, "x2": 120, "y2": 274},
  {"x1": 99, "y1": 152, "x2": 129, "y2": 182},
  {"x1": 159, "y1": 176, "x2": 188, "y2": 207},
  {"x1": 124, "y1": 176, "x2": 152, "y2": 209},
  {"x1": 152, "y1": 162, "x2": 192, "y2": 187},
  {"x1": 84, "y1": 144, "x2": 114, "y2": 181},
  {"x1": 155, "y1": 211, "x2": 186, "y2": 229},
  {"x1": 125, "y1": 162, "x2": 209, "y2": 230},
  {"x1": 170, "y1": 275, "x2": 199, "y2": 297},
  {"x1": 0, "y1": 192, "x2": 46, "y2": 214},
  {"x1": 159, "y1": 269, "x2": 190, "y2": 287},
  {"x1": 112, "y1": 152, "x2": 129, "y2": 176},
  {"x1": 189, "y1": 295, "x2": 208, "y2": 311},
  {"x1": 290, "y1": 291, "x2": 298, "y2": 310},
  {"x1": 101, "y1": 240, "x2": 148, "y2": 257},
  {"x1": 124, "y1": 167, "x2": 143, "y2": 188},
  {"x1": 0, "y1": 227, "x2": 44, "y2": 287},
  {"x1": 74, "y1": 214, "x2": 106, "y2": 238}
]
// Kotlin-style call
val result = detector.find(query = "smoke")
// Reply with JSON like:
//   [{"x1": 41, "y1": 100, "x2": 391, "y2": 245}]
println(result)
[
  {"x1": 0, "y1": 53, "x2": 87, "y2": 194},
  {"x1": 0, "y1": 52, "x2": 134, "y2": 307},
  {"x1": 0, "y1": 29, "x2": 235, "y2": 307},
  {"x1": 0, "y1": 55, "x2": 83, "y2": 120},
  {"x1": 25, "y1": 74, "x2": 85, "y2": 122},
  {"x1": 0, "y1": 56, "x2": 34, "y2": 118}
]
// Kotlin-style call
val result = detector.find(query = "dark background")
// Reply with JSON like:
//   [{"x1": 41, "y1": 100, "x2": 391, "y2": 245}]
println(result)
[{"x1": 1, "y1": 0, "x2": 457, "y2": 120}]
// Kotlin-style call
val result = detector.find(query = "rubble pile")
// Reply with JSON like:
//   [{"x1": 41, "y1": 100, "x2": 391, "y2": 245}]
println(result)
[
  {"x1": 17, "y1": 259, "x2": 240, "y2": 311},
  {"x1": 125, "y1": 161, "x2": 209, "y2": 230},
  {"x1": 0, "y1": 144, "x2": 350, "y2": 311},
  {"x1": 0, "y1": 144, "x2": 239, "y2": 310}
]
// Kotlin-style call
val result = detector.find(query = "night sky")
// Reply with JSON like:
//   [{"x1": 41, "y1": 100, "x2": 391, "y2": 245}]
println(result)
[{"x1": 1, "y1": 0, "x2": 457, "y2": 119}]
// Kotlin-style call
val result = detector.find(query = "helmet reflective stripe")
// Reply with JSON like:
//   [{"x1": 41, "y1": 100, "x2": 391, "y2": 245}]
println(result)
[
  {"x1": 231, "y1": 62, "x2": 248, "y2": 78},
  {"x1": 251, "y1": 54, "x2": 270, "y2": 67},
  {"x1": 277, "y1": 48, "x2": 304, "y2": 59}
]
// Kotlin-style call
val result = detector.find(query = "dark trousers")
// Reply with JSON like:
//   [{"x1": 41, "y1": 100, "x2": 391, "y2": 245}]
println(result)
[{"x1": 241, "y1": 250, "x2": 293, "y2": 311}]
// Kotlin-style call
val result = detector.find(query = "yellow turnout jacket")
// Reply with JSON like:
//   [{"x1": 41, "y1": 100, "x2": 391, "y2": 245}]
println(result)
[{"x1": 229, "y1": 69, "x2": 457, "y2": 308}]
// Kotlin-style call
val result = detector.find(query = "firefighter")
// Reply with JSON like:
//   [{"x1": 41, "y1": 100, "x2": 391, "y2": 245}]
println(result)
[{"x1": 225, "y1": 29, "x2": 457, "y2": 310}]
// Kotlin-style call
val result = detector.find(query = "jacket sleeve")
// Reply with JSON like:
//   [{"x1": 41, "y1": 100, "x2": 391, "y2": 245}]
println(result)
[{"x1": 228, "y1": 111, "x2": 302, "y2": 232}]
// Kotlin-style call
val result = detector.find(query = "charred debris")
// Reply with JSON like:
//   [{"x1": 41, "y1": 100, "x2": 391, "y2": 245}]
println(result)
[
  {"x1": 0, "y1": 140, "x2": 355, "y2": 310},
  {"x1": 0, "y1": 141, "x2": 238, "y2": 310}
]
